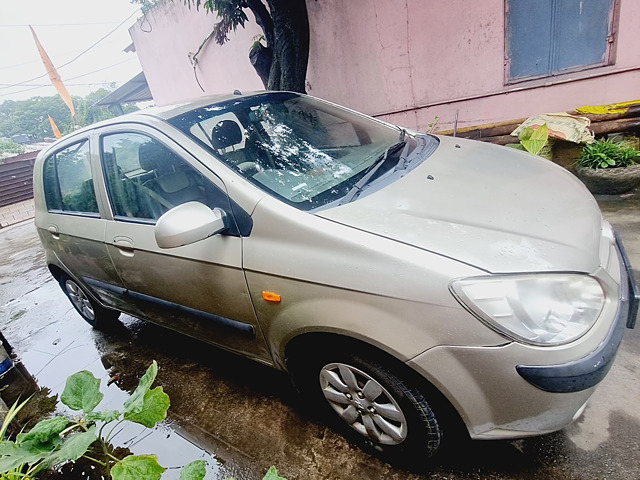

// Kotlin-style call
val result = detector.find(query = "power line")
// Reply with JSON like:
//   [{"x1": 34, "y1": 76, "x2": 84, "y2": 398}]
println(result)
[
  {"x1": 0, "y1": 57, "x2": 136, "y2": 98},
  {"x1": 0, "y1": 22, "x2": 122, "y2": 27},
  {"x1": 0, "y1": 43, "x2": 110, "y2": 71},
  {"x1": 0, "y1": 82, "x2": 117, "y2": 87},
  {"x1": 0, "y1": 9, "x2": 140, "y2": 91}
]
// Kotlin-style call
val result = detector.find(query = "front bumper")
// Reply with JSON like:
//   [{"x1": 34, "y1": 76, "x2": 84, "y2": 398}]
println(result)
[
  {"x1": 516, "y1": 233, "x2": 638, "y2": 393},
  {"x1": 408, "y1": 233, "x2": 637, "y2": 440}
]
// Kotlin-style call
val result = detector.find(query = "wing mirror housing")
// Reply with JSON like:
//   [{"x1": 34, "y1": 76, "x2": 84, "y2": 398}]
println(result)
[{"x1": 155, "y1": 201, "x2": 228, "y2": 249}]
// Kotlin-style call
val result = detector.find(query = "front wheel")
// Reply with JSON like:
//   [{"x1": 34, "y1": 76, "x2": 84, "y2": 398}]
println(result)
[
  {"x1": 296, "y1": 352, "x2": 441, "y2": 465},
  {"x1": 59, "y1": 274, "x2": 120, "y2": 328}
]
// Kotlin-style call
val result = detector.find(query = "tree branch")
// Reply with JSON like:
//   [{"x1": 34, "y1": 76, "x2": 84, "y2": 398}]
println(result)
[{"x1": 245, "y1": 0, "x2": 274, "y2": 46}]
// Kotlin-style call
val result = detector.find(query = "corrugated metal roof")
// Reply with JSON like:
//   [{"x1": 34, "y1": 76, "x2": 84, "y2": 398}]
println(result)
[{"x1": 93, "y1": 71, "x2": 153, "y2": 107}]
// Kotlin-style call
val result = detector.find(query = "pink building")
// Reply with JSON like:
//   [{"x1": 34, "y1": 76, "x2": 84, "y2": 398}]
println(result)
[{"x1": 129, "y1": 0, "x2": 640, "y2": 131}]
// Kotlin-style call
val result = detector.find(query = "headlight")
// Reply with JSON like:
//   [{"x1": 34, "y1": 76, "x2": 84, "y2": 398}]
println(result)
[{"x1": 450, "y1": 274, "x2": 605, "y2": 346}]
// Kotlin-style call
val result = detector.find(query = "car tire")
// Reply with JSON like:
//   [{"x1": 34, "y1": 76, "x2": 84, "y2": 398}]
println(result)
[
  {"x1": 59, "y1": 274, "x2": 120, "y2": 328},
  {"x1": 294, "y1": 351, "x2": 441, "y2": 465}
]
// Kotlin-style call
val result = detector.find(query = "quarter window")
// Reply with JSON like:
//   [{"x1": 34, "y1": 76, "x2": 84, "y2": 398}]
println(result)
[
  {"x1": 506, "y1": 0, "x2": 616, "y2": 81},
  {"x1": 100, "y1": 132, "x2": 230, "y2": 222},
  {"x1": 42, "y1": 140, "x2": 99, "y2": 214}
]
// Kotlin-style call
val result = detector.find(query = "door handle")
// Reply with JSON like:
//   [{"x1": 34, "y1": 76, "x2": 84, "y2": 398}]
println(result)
[
  {"x1": 113, "y1": 236, "x2": 135, "y2": 257},
  {"x1": 47, "y1": 225, "x2": 59, "y2": 239}
]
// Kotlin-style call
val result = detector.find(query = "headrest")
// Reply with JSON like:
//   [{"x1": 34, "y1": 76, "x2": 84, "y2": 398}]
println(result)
[
  {"x1": 138, "y1": 141, "x2": 182, "y2": 173},
  {"x1": 138, "y1": 141, "x2": 165, "y2": 171},
  {"x1": 211, "y1": 120, "x2": 243, "y2": 150}
]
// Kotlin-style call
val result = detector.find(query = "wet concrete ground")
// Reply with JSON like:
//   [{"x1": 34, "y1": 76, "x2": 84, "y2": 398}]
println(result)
[{"x1": 0, "y1": 190, "x2": 638, "y2": 480}]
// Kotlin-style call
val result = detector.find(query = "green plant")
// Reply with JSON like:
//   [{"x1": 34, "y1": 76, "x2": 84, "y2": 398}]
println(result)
[
  {"x1": 0, "y1": 139, "x2": 25, "y2": 158},
  {"x1": 427, "y1": 116, "x2": 440, "y2": 133},
  {"x1": 576, "y1": 138, "x2": 640, "y2": 169},
  {"x1": 227, "y1": 466, "x2": 287, "y2": 480},
  {"x1": 517, "y1": 123, "x2": 549, "y2": 155},
  {"x1": 0, "y1": 361, "x2": 205, "y2": 480},
  {"x1": 0, "y1": 396, "x2": 34, "y2": 480}
]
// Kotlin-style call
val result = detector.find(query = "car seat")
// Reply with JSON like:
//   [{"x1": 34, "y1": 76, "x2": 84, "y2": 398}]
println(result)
[{"x1": 139, "y1": 141, "x2": 205, "y2": 211}]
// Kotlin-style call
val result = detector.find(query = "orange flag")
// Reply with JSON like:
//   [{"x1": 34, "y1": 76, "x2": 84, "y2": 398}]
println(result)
[
  {"x1": 48, "y1": 115, "x2": 62, "y2": 138},
  {"x1": 30, "y1": 26, "x2": 76, "y2": 117}
]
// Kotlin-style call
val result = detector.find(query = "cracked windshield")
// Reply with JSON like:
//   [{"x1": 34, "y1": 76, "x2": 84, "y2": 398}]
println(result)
[{"x1": 169, "y1": 93, "x2": 401, "y2": 209}]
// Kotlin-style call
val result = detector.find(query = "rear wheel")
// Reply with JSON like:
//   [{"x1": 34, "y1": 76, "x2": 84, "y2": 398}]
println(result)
[
  {"x1": 294, "y1": 351, "x2": 441, "y2": 465},
  {"x1": 59, "y1": 274, "x2": 120, "y2": 328}
]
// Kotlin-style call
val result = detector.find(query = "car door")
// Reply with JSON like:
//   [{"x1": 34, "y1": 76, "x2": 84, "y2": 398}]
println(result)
[
  {"x1": 96, "y1": 125, "x2": 270, "y2": 361},
  {"x1": 37, "y1": 136, "x2": 129, "y2": 312}
]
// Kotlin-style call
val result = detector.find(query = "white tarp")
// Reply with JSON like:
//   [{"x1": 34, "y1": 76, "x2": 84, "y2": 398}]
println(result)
[{"x1": 512, "y1": 113, "x2": 595, "y2": 144}]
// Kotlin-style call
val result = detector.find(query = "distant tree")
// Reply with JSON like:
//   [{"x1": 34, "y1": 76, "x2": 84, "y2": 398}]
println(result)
[
  {"x1": 133, "y1": 0, "x2": 310, "y2": 93},
  {"x1": 0, "y1": 138, "x2": 26, "y2": 159},
  {"x1": 0, "y1": 89, "x2": 139, "y2": 140},
  {"x1": 0, "y1": 96, "x2": 71, "y2": 139}
]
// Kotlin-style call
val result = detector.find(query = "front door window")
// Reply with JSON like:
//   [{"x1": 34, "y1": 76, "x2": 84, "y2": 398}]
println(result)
[{"x1": 101, "y1": 132, "x2": 230, "y2": 222}]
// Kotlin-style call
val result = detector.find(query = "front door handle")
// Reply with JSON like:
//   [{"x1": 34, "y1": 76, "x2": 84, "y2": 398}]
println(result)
[
  {"x1": 113, "y1": 236, "x2": 135, "y2": 257},
  {"x1": 47, "y1": 225, "x2": 59, "y2": 239}
]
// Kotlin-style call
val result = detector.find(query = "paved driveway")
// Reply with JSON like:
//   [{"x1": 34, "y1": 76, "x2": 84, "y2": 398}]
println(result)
[{"x1": 0, "y1": 192, "x2": 638, "y2": 480}]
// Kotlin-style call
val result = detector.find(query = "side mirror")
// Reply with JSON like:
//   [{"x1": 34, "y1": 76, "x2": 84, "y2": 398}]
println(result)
[{"x1": 155, "y1": 201, "x2": 227, "y2": 249}]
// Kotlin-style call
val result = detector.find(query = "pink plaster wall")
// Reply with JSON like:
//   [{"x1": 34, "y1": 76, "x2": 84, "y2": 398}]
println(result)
[
  {"x1": 129, "y1": 1, "x2": 263, "y2": 106},
  {"x1": 131, "y1": 0, "x2": 640, "y2": 130}
]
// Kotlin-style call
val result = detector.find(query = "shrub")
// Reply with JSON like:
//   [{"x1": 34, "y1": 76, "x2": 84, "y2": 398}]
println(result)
[{"x1": 576, "y1": 138, "x2": 640, "y2": 169}]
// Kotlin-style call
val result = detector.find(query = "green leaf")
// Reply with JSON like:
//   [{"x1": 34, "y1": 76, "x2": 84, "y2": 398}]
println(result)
[
  {"x1": 0, "y1": 397, "x2": 32, "y2": 440},
  {"x1": 0, "y1": 442, "x2": 19, "y2": 456},
  {"x1": 86, "y1": 410, "x2": 121, "y2": 423},
  {"x1": 517, "y1": 126, "x2": 534, "y2": 141},
  {"x1": 0, "y1": 442, "x2": 49, "y2": 474},
  {"x1": 180, "y1": 460, "x2": 207, "y2": 480},
  {"x1": 124, "y1": 361, "x2": 158, "y2": 416},
  {"x1": 40, "y1": 426, "x2": 97, "y2": 470},
  {"x1": 61, "y1": 371, "x2": 104, "y2": 414},
  {"x1": 16, "y1": 416, "x2": 69, "y2": 446},
  {"x1": 263, "y1": 466, "x2": 288, "y2": 480},
  {"x1": 124, "y1": 387, "x2": 170, "y2": 428},
  {"x1": 111, "y1": 454, "x2": 166, "y2": 480},
  {"x1": 506, "y1": 143, "x2": 526, "y2": 150},
  {"x1": 521, "y1": 124, "x2": 548, "y2": 155}
]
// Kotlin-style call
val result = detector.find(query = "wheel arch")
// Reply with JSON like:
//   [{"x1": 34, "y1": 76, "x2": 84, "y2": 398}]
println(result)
[
  {"x1": 48, "y1": 263, "x2": 66, "y2": 282},
  {"x1": 283, "y1": 331, "x2": 469, "y2": 441},
  {"x1": 48, "y1": 263, "x2": 107, "y2": 309}
]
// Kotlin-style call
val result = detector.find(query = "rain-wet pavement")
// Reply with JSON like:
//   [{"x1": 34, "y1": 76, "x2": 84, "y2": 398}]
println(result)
[{"x1": 0, "y1": 190, "x2": 638, "y2": 480}]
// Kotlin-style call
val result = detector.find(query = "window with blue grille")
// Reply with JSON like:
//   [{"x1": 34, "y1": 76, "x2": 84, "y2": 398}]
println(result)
[{"x1": 506, "y1": 0, "x2": 616, "y2": 82}]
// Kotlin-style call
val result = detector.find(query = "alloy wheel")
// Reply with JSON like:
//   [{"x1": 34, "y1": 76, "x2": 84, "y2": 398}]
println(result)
[
  {"x1": 319, "y1": 362, "x2": 408, "y2": 445},
  {"x1": 65, "y1": 279, "x2": 96, "y2": 322}
]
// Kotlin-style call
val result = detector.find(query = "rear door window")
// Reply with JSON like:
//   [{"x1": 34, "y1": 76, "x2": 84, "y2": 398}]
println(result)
[{"x1": 42, "y1": 140, "x2": 99, "y2": 215}]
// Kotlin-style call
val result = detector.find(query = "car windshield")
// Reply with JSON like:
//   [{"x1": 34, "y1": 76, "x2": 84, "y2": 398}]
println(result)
[{"x1": 168, "y1": 92, "x2": 405, "y2": 210}]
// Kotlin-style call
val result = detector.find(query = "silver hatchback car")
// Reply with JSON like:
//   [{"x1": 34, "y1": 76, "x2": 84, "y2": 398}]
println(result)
[{"x1": 34, "y1": 92, "x2": 638, "y2": 464}]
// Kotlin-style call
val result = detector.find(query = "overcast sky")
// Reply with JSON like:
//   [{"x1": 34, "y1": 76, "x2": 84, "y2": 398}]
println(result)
[{"x1": 0, "y1": 0, "x2": 143, "y2": 104}]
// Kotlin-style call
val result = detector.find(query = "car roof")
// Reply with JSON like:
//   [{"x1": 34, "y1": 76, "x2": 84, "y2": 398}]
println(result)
[
  {"x1": 141, "y1": 91, "x2": 268, "y2": 119},
  {"x1": 37, "y1": 91, "x2": 303, "y2": 159},
  {"x1": 49, "y1": 90, "x2": 278, "y2": 141}
]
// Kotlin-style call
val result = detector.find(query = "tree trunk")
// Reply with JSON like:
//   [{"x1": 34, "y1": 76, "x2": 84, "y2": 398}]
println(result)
[
  {"x1": 266, "y1": 0, "x2": 309, "y2": 92},
  {"x1": 247, "y1": 0, "x2": 310, "y2": 93},
  {"x1": 249, "y1": 42, "x2": 272, "y2": 88}
]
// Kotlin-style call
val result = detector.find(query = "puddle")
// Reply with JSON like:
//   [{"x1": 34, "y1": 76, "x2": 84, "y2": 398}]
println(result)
[{"x1": 0, "y1": 281, "x2": 227, "y2": 480}]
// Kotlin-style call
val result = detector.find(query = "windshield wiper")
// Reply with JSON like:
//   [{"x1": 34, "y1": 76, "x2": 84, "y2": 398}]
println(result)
[
  {"x1": 393, "y1": 140, "x2": 412, "y2": 171},
  {"x1": 339, "y1": 140, "x2": 406, "y2": 205},
  {"x1": 397, "y1": 126, "x2": 407, "y2": 143}
]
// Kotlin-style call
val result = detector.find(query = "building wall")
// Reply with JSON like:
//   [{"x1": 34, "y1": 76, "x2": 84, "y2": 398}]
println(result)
[
  {"x1": 129, "y1": 2, "x2": 264, "y2": 106},
  {"x1": 130, "y1": 0, "x2": 640, "y2": 131}
]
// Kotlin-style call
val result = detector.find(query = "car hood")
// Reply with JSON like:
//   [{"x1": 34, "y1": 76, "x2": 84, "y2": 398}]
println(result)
[{"x1": 318, "y1": 135, "x2": 603, "y2": 274}]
